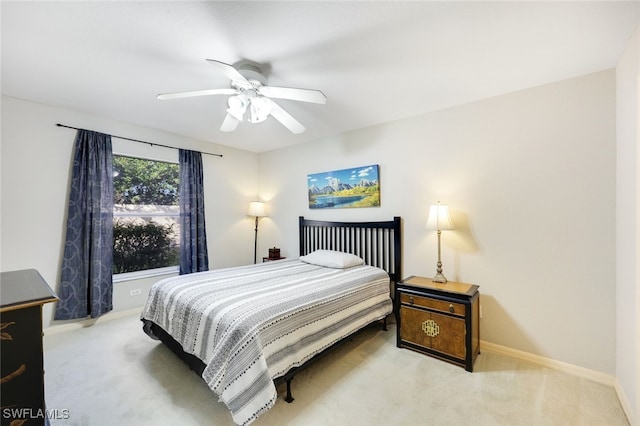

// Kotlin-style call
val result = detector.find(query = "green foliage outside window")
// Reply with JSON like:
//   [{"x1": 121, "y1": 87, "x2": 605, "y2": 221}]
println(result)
[
  {"x1": 112, "y1": 220, "x2": 179, "y2": 274},
  {"x1": 113, "y1": 156, "x2": 179, "y2": 205},
  {"x1": 113, "y1": 155, "x2": 180, "y2": 274}
]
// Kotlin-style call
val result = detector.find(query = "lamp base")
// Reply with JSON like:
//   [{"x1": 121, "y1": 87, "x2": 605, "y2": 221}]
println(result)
[
  {"x1": 432, "y1": 272, "x2": 448, "y2": 284},
  {"x1": 433, "y1": 257, "x2": 448, "y2": 283}
]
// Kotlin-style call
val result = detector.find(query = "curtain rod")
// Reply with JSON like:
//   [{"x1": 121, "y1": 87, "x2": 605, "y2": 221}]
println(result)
[{"x1": 55, "y1": 123, "x2": 223, "y2": 158}]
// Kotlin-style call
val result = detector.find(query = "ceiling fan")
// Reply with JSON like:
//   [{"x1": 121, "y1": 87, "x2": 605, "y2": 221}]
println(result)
[{"x1": 157, "y1": 59, "x2": 327, "y2": 134}]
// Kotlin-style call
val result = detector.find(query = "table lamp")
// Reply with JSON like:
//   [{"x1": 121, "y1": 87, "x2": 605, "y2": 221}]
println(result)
[{"x1": 426, "y1": 202, "x2": 455, "y2": 283}]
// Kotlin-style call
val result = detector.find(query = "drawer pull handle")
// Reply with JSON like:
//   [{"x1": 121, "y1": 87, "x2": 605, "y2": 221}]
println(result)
[
  {"x1": 409, "y1": 296, "x2": 414, "y2": 305},
  {"x1": 422, "y1": 319, "x2": 440, "y2": 337},
  {"x1": 449, "y1": 304, "x2": 454, "y2": 313}
]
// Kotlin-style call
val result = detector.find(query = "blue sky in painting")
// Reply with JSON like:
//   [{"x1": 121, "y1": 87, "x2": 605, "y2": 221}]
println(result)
[{"x1": 307, "y1": 164, "x2": 378, "y2": 188}]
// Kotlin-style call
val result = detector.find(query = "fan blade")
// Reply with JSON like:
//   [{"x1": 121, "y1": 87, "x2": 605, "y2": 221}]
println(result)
[
  {"x1": 206, "y1": 59, "x2": 251, "y2": 89},
  {"x1": 269, "y1": 101, "x2": 305, "y2": 134},
  {"x1": 260, "y1": 86, "x2": 326, "y2": 104},
  {"x1": 157, "y1": 88, "x2": 237, "y2": 100},
  {"x1": 220, "y1": 113, "x2": 240, "y2": 132}
]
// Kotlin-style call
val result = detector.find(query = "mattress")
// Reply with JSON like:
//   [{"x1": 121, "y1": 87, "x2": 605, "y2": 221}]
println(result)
[{"x1": 141, "y1": 258, "x2": 392, "y2": 425}]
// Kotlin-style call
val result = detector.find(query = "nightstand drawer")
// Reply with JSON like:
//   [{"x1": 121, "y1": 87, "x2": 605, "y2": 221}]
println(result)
[
  {"x1": 400, "y1": 306, "x2": 466, "y2": 359},
  {"x1": 400, "y1": 293, "x2": 465, "y2": 317}
]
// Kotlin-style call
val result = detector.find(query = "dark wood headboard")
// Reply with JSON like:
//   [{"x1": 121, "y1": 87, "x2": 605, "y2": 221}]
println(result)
[{"x1": 299, "y1": 216, "x2": 402, "y2": 283}]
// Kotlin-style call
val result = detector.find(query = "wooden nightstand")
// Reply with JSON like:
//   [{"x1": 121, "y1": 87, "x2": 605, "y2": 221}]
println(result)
[
  {"x1": 262, "y1": 257, "x2": 286, "y2": 262},
  {"x1": 396, "y1": 276, "x2": 480, "y2": 372}
]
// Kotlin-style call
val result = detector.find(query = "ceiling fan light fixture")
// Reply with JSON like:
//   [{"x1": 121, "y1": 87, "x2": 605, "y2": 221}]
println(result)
[
  {"x1": 249, "y1": 96, "x2": 272, "y2": 123},
  {"x1": 227, "y1": 93, "x2": 248, "y2": 121}
]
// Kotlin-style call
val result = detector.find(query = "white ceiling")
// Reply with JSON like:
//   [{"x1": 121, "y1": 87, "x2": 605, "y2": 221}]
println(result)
[{"x1": 2, "y1": 1, "x2": 639, "y2": 153}]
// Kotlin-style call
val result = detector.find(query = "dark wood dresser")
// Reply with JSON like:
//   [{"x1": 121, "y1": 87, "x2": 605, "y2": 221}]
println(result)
[
  {"x1": 1, "y1": 269, "x2": 58, "y2": 425},
  {"x1": 396, "y1": 276, "x2": 480, "y2": 372}
]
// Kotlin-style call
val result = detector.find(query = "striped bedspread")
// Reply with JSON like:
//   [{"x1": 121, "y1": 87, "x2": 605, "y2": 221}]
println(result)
[{"x1": 141, "y1": 259, "x2": 392, "y2": 425}]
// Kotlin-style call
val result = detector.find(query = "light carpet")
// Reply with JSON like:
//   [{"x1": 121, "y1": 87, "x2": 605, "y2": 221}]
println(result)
[{"x1": 43, "y1": 312, "x2": 628, "y2": 425}]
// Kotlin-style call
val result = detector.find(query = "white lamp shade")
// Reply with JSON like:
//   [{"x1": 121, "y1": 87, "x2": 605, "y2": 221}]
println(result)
[
  {"x1": 248, "y1": 201, "x2": 267, "y2": 217},
  {"x1": 426, "y1": 203, "x2": 454, "y2": 230},
  {"x1": 227, "y1": 93, "x2": 249, "y2": 121},
  {"x1": 249, "y1": 96, "x2": 272, "y2": 123}
]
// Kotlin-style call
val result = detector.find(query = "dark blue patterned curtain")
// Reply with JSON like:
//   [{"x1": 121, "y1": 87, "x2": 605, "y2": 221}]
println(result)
[
  {"x1": 179, "y1": 149, "x2": 209, "y2": 274},
  {"x1": 55, "y1": 130, "x2": 113, "y2": 320}
]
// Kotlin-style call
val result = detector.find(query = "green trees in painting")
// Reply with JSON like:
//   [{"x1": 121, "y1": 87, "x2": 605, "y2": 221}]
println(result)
[{"x1": 333, "y1": 184, "x2": 380, "y2": 207}]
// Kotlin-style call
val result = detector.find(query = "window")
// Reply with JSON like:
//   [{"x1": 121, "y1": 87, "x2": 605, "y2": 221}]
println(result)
[{"x1": 113, "y1": 155, "x2": 180, "y2": 276}]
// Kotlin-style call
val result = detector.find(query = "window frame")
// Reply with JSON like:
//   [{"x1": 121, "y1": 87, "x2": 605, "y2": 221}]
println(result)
[{"x1": 112, "y1": 265, "x2": 178, "y2": 283}]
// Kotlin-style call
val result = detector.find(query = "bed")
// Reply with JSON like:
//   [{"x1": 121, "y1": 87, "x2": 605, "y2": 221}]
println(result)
[{"x1": 141, "y1": 216, "x2": 402, "y2": 425}]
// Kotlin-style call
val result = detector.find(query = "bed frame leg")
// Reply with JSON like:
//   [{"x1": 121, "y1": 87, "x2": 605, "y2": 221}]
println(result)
[
  {"x1": 285, "y1": 378, "x2": 295, "y2": 403},
  {"x1": 382, "y1": 316, "x2": 388, "y2": 331}
]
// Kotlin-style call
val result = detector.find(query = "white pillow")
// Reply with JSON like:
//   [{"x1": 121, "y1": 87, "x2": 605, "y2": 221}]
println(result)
[{"x1": 300, "y1": 250, "x2": 365, "y2": 269}]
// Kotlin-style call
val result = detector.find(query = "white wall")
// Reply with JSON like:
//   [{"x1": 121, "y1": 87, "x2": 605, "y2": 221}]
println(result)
[
  {"x1": 616, "y1": 22, "x2": 640, "y2": 425},
  {"x1": 258, "y1": 70, "x2": 617, "y2": 375},
  {"x1": 0, "y1": 96, "x2": 259, "y2": 328}
]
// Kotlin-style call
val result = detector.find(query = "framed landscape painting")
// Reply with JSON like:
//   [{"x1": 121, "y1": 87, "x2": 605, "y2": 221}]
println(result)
[{"x1": 307, "y1": 164, "x2": 380, "y2": 209}]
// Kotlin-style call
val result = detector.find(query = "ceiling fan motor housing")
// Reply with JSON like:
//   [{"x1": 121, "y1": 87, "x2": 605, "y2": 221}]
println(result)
[{"x1": 235, "y1": 62, "x2": 268, "y2": 86}]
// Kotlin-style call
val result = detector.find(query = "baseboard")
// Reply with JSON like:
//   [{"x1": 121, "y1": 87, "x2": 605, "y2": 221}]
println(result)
[
  {"x1": 479, "y1": 340, "x2": 615, "y2": 386},
  {"x1": 43, "y1": 307, "x2": 141, "y2": 336},
  {"x1": 482, "y1": 340, "x2": 633, "y2": 424},
  {"x1": 613, "y1": 378, "x2": 634, "y2": 425}
]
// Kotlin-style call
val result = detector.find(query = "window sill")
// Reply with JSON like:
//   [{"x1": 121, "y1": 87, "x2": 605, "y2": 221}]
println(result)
[{"x1": 113, "y1": 266, "x2": 179, "y2": 283}]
